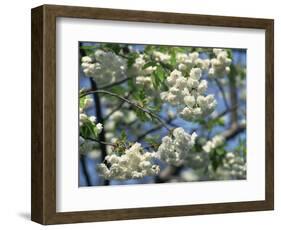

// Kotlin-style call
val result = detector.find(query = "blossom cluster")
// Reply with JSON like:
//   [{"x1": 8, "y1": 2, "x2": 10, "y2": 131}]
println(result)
[
  {"x1": 160, "y1": 68, "x2": 217, "y2": 120},
  {"x1": 97, "y1": 143, "x2": 160, "y2": 180},
  {"x1": 78, "y1": 46, "x2": 244, "y2": 182},
  {"x1": 176, "y1": 51, "x2": 210, "y2": 71},
  {"x1": 156, "y1": 128, "x2": 197, "y2": 166},
  {"x1": 79, "y1": 95, "x2": 93, "y2": 111},
  {"x1": 133, "y1": 54, "x2": 156, "y2": 89},
  {"x1": 152, "y1": 51, "x2": 171, "y2": 64},
  {"x1": 208, "y1": 49, "x2": 232, "y2": 78},
  {"x1": 81, "y1": 49, "x2": 127, "y2": 85},
  {"x1": 79, "y1": 113, "x2": 103, "y2": 133},
  {"x1": 220, "y1": 152, "x2": 246, "y2": 178},
  {"x1": 202, "y1": 135, "x2": 225, "y2": 153}
]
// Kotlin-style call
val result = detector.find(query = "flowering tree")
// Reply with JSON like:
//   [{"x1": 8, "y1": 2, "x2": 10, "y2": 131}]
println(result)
[{"x1": 79, "y1": 43, "x2": 246, "y2": 186}]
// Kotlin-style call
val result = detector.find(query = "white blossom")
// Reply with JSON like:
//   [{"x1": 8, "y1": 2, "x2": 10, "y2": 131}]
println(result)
[
  {"x1": 161, "y1": 67, "x2": 217, "y2": 121},
  {"x1": 181, "y1": 169, "x2": 200, "y2": 182},
  {"x1": 81, "y1": 56, "x2": 92, "y2": 63},
  {"x1": 176, "y1": 53, "x2": 190, "y2": 64},
  {"x1": 81, "y1": 50, "x2": 127, "y2": 85},
  {"x1": 189, "y1": 52, "x2": 199, "y2": 62},
  {"x1": 79, "y1": 113, "x2": 88, "y2": 126},
  {"x1": 202, "y1": 135, "x2": 225, "y2": 153},
  {"x1": 184, "y1": 95, "x2": 196, "y2": 107},
  {"x1": 132, "y1": 55, "x2": 156, "y2": 90},
  {"x1": 152, "y1": 51, "x2": 171, "y2": 63},
  {"x1": 89, "y1": 116, "x2": 96, "y2": 123},
  {"x1": 110, "y1": 111, "x2": 124, "y2": 122},
  {"x1": 217, "y1": 152, "x2": 246, "y2": 179},
  {"x1": 84, "y1": 97, "x2": 93, "y2": 108},
  {"x1": 133, "y1": 54, "x2": 146, "y2": 70},
  {"x1": 157, "y1": 128, "x2": 197, "y2": 166},
  {"x1": 197, "y1": 80, "x2": 208, "y2": 94},
  {"x1": 195, "y1": 58, "x2": 210, "y2": 70},
  {"x1": 97, "y1": 143, "x2": 160, "y2": 180},
  {"x1": 143, "y1": 66, "x2": 157, "y2": 75},
  {"x1": 96, "y1": 123, "x2": 103, "y2": 134},
  {"x1": 190, "y1": 67, "x2": 202, "y2": 80},
  {"x1": 178, "y1": 63, "x2": 188, "y2": 71},
  {"x1": 136, "y1": 76, "x2": 153, "y2": 88},
  {"x1": 79, "y1": 113, "x2": 103, "y2": 135},
  {"x1": 209, "y1": 48, "x2": 232, "y2": 78},
  {"x1": 176, "y1": 52, "x2": 208, "y2": 70}
]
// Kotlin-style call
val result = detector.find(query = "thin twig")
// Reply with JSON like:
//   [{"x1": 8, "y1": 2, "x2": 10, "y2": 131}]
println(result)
[
  {"x1": 222, "y1": 123, "x2": 246, "y2": 140},
  {"x1": 135, "y1": 117, "x2": 175, "y2": 142},
  {"x1": 212, "y1": 104, "x2": 239, "y2": 120},
  {"x1": 103, "y1": 92, "x2": 132, "y2": 121},
  {"x1": 85, "y1": 137, "x2": 116, "y2": 147},
  {"x1": 81, "y1": 89, "x2": 172, "y2": 132},
  {"x1": 99, "y1": 77, "x2": 130, "y2": 90}
]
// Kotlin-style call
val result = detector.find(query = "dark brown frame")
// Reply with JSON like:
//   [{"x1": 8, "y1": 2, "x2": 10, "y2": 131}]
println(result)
[{"x1": 31, "y1": 4, "x2": 274, "y2": 225}]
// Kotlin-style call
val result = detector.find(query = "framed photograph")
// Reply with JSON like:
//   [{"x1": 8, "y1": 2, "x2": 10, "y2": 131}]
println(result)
[{"x1": 31, "y1": 4, "x2": 274, "y2": 225}]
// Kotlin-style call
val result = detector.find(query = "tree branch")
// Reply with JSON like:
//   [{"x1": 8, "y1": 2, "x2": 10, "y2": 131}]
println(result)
[
  {"x1": 135, "y1": 117, "x2": 175, "y2": 142},
  {"x1": 211, "y1": 104, "x2": 239, "y2": 120},
  {"x1": 155, "y1": 165, "x2": 183, "y2": 183},
  {"x1": 81, "y1": 89, "x2": 172, "y2": 132},
  {"x1": 222, "y1": 123, "x2": 246, "y2": 140},
  {"x1": 89, "y1": 79, "x2": 110, "y2": 185},
  {"x1": 99, "y1": 77, "x2": 130, "y2": 90},
  {"x1": 103, "y1": 92, "x2": 131, "y2": 121},
  {"x1": 84, "y1": 137, "x2": 116, "y2": 147},
  {"x1": 155, "y1": 123, "x2": 246, "y2": 184},
  {"x1": 80, "y1": 155, "x2": 92, "y2": 186}
]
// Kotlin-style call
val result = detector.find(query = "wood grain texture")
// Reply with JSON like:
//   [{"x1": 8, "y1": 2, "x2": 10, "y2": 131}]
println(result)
[
  {"x1": 31, "y1": 4, "x2": 274, "y2": 225},
  {"x1": 31, "y1": 6, "x2": 44, "y2": 223}
]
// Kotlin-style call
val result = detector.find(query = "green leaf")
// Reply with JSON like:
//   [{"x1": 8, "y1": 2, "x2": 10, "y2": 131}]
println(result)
[
  {"x1": 135, "y1": 108, "x2": 152, "y2": 122},
  {"x1": 110, "y1": 86, "x2": 127, "y2": 96},
  {"x1": 210, "y1": 146, "x2": 227, "y2": 171},
  {"x1": 127, "y1": 52, "x2": 139, "y2": 68},
  {"x1": 142, "y1": 61, "x2": 157, "y2": 70},
  {"x1": 170, "y1": 50, "x2": 177, "y2": 67},
  {"x1": 120, "y1": 130, "x2": 127, "y2": 141},
  {"x1": 102, "y1": 43, "x2": 121, "y2": 54},
  {"x1": 80, "y1": 120, "x2": 99, "y2": 139},
  {"x1": 156, "y1": 66, "x2": 165, "y2": 81},
  {"x1": 79, "y1": 97, "x2": 86, "y2": 108},
  {"x1": 80, "y1": 46, "x2": 96, "y2": 50},
  {"x1": 152, "y1": 66, "x2": 166, "y2": 89},
  {"x1": 226, "y1": 49, "x2": 233, "y2": 60},
  {"x1": 144, "y1": 136, "x2": 160, "y2": 149},
  {"x1": 80, "y1": 46, "x2": 97, "y2": 56},
  {"x1": 215, "y1": 148, "x2": 225, "y2": 156},
  {"x1": 204, "y1": 117, "x2": 225, "y2": 130}
]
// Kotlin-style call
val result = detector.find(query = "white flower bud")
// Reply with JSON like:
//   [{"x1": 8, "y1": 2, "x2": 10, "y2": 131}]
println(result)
[
  {"x1": 198, "y1": 80, "x2": 208, "y2": 94},
  {"x1": 184, "y1": 95, "x2": 196, "y2": 107},
  {"x1": 96, "y1": 123, "x2": 103, "y2": 134},
  {"x1": 88, "y1": 116, "x2": 96, "y2": 124},
  {"x1": 81, "y1": 56, "x2": 92, "y2": 63},
  {"x1": 190, "y1": 68, "x2": 202, "y2": 80}
]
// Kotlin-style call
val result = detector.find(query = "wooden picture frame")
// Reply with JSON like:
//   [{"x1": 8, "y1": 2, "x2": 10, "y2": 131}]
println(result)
[{"x1": 31, "y1": 4, "x2": 274, "y2": 225}]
